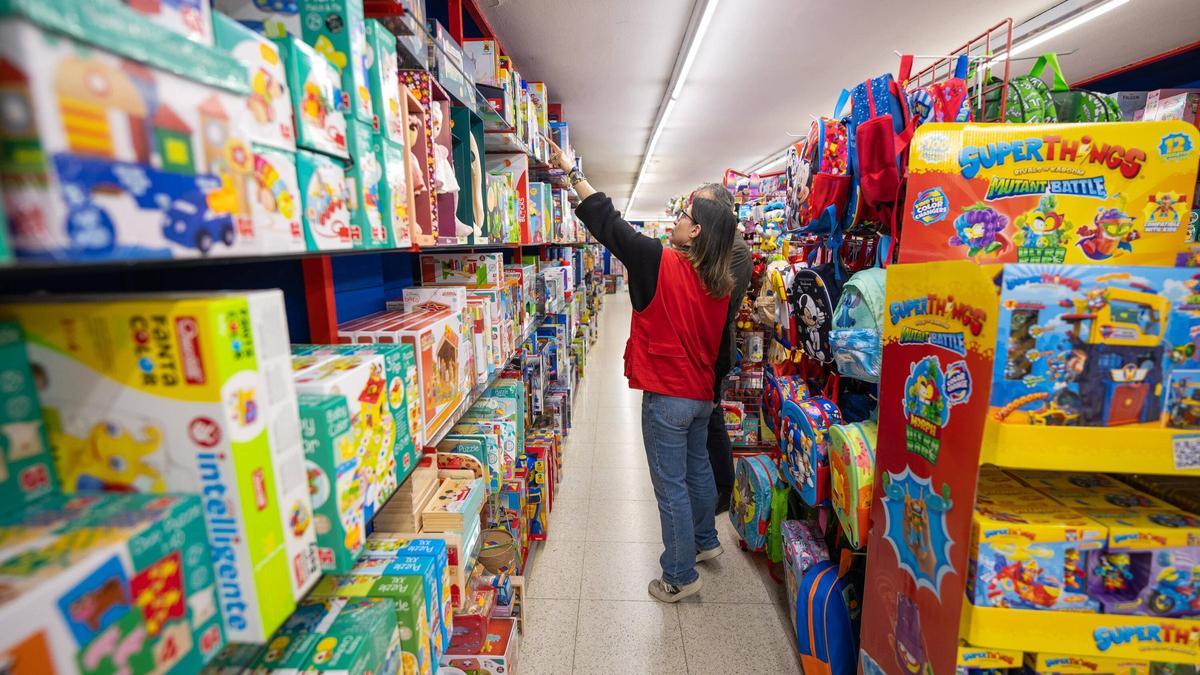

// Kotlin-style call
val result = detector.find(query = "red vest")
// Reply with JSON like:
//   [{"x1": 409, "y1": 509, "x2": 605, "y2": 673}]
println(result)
[{"x1": 625, "y1": 249, "x2": 730, "y2": 401}]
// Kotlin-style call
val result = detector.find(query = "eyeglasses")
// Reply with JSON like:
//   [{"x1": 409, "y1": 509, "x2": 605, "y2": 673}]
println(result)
[{"x1": 674, "y1": 209, "x2": 697, "y2": 227}]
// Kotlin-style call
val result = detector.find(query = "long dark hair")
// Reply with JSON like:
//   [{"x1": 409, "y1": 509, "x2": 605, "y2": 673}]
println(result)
[{"x1": 687, "y1": 185, "x2": 738, "y2": 298}]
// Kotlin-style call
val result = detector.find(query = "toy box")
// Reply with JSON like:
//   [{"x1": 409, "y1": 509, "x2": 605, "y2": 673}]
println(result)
[
  {"x1": 465, "y1": 297, "x2": 495, "y2": 382},
  {"x1": 0, "y1": 494, "x2": 226, "y2": 674},
  {"x1": 299, "y1": 0, "x2": 372, "y2": 125},
  {"x1": 522, "y1": 443, "x2": 551, "y2": 540},
  {"x1": 292, "y1": 352, "x2": 396, "y2": 519},
  {"x1": 899, "y1": 122, "x2": 1199, "y2": 266},
  {"x1": 955, "y1": 642, "x2": 1023, "y2": 674},
  {"x1": 251, "y1": 596, "x2": 399, "y2": 675},
  {"x1": 293, "y1": 342, "x2": 422, "y2": 476},
  {"x1": 990, "y1": 265, "x2": 1200, "y2": 430},
  {"x1": 1081, "y1": 508, "x2": 1200, "y2": 618},
  {"x1": 249, "y1": 144, "x2": 307, "y2": 252},
  {"x1": 297, "y1": 148, "x2": 354, "y2": 250},
  {"x1": 1025, "y1": 652, "x2": 1150, "y2": 675},
  {"x1": 1155, "y1": 93, "x2": 1200, "y2": 131},
  {"x1": 0, "y1": 0, "x2": 261, "y2": 262},
  {"x1": 419, "y1": 252, "x2": 504, "y2": 289},
  {"x1": 272, "y1": 35, "x2": 348, "y2": 157},
  {"x1": 343, "y1": 555, "x2": 446, "y2": 664},
  {"x1": 309, "y1": 577, "x2": 431, "y2": 675},
  {"x1": 366, "y1": 19, "x2": 403, "y2": 143},
  {"x1": 213, "y1": 0, "x2": 298, "y2": 36},
  {"x1": 967, "y1": 501, "x2": 1106, "y2": 612},
  {"x1": 346, "y1": 119, "x2": 388, "y2": 248},
  {"x1": 365, "y1": 523, "x2": 483, "y2": 613},
  {"x1": 398, "y1": 69, "x2": 440, "y2": 246},
  {"x1": 297, "y1": 392, "x2": 365, "y2": 573},
  {"x1": 441, "y1": 617, "x2": 518, "y2": 675},
  {"x1": 2, "y1": 291, "x2": 319, "y2": 642},
  {"x1": 382, "y1": 137, "x2": 415, "y2": 248},
  {"x1": 122, "y1": 0, "x2": 214, "y2": 45},
  {"x1": 451, "y1": 422, "x2": 503, "y2": 491},
  {"x1": 464, "y1": 38, "x2": 500, "y2": 87},
  {"x1": 0, "y1": 322, "x2": 58, "y2": 510},
  {"x1": 213, "y1": 12, "x2": 296, "y2": 150},
  {"x1": 528, "y1": 182, "x2": 549, "y2": 244}
]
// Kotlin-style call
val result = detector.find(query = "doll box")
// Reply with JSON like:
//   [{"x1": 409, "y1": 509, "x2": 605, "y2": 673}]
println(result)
[
  {"x1": 419, "y1": 252, "x2": 504, "y2": 288},
  {"x1": 292, "y1": 352, "x2": 395, "y2": 519},
  {"x1": 296, "y1": 148, "x2": 354, "y2": 250},
  {"x1": 299, "y1": 0, "x2": 373, "y2": 125},
  {"x1": 2, "y1": 291, "x2": 319, "y2": 642},
  {"x1": 441, "y1": 617, "x2": 518, "y2": 675},
  {"x1": 366, "y1": 19, "x2": 403, "y2": 144},
  {"x1": 381, "y1": 137, "x2": 415, "y2": 248},
  {"x1": 968, "y1": 505, "x2": 1106, "y2": 612},
  {"x1": 0, "y1": 494, "x2": 225, "y2": 674},
  {"x1": 346, "y1": 119, "x2": 388, "y2": 249},
  {"x1": 122, "y1": 0, "x2": 214, "y2": 45},
  {"x1": 297, "y1": 392, "x2": 365, "y2": 574},
  {"x1": 273, "y1": 36, "x2": 348, "y2": 158},
  {"x1": 249, "y1": 144, "x2": 307, "y2": 253},
  {"x1": 291, "y1": 342, "x2": 421, "y2": 478},
  {"x1": 213, "y1": 12, "x2": 296, "y2": 150},
  {"x1": 0, "y1": 322, "x2": 58, "y2": 510},
  {"x1": 0, "y1": 1, "x2": 262, "y2": 262},
  {"x1": 310, "y1": 576, "x2": 431, "y2": 675}
]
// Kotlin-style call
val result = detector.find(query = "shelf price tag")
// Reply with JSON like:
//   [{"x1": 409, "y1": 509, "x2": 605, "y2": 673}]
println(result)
[{"x1": 1172, "y1": 433, "x2": 1200, "y2": 471}]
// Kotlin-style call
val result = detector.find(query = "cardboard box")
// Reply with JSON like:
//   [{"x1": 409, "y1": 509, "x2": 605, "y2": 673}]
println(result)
[
  {"x1": 346, "y1": 119, "x2": 388, "y2": 248},
  {"x1": 311, "y1": 575, "x2": 431, "y2": 675},
  {"x1": 0, "y1": 494, "x2": 226, "y2": 673},
  {"x1": 365, "y1": 526, "x2": 481, "y2": 612},
  {"x1": 441, "y1": 617, "x2": 519, "y2": 675},
  {"x1": 381, "y1": 137, "x2": 416, "y2": 248},
  {"x1": 122, "y1": 0, "x2": 214, "y2": 45},
  {"x1": 297, "y1": 392, "x2": 365, "y2": 573},
  {"x1": 213, "y1": 12, "x2": 296, "y2": 149},
  {"x1": 2, "y1": 291, "x2": 319, "y2": 642},
  {"x1": 250, "y1": 144, "x2": 307, "y2": 252},
  {"x1": 0, "y1": 1, "x2": 260, "y2": 262},
  {"x1": 297, "y1": 148, "x2": 355, "y2": 250},
  {"x1": 1025, "y1": 652, "x2": 1149, "y2": 674},
  {"x1": 299, "y1": 0, "x2": 374, "y2": 125},
  {"x1": 273, "y1": 35, "x2": 348, "y2": 157},
  {"x1": 213, "y1": 0, "x2": 299, "y2": 37},
  {"x1": 419, "y1": 252, "x2": 504, "y2": 288},
  {"x1": 366, "y1": 19, "x2": 403, "y2": 144},
  {"x1": 249, "y1": 596, "x2": 399, "y2": 675},
  {"x1": 464, "y1": 39, "x2": 500, "y2": 87},
  {"x1": 1080, "y1": 507, "x2": 1200, "y2": 617},
  {"x1": 1146, "y1": 88, "x2": 1200, "y2": 119},
  {"x1": 0, "y1": 322, "x2": 58, "y2": 511},
  {"x1": 1155, "y1": 92, "x2": 1200, "y2": 130}
]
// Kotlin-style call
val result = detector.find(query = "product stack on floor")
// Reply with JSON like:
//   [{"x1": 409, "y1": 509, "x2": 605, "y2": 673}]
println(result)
[
  {"x1": 0, "y1": 0, "x2": 608, "y2": 673},
  {"x1": 689, "y1": 31, "x2": 1200, "y2": 675}
]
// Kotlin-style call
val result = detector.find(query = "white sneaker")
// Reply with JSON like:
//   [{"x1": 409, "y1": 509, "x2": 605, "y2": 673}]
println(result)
[
  {"x1": 648, "y1": 577, "x2": 703, "y2": 603},
  {"x1": 695, "y1": 545, "x2": 724, "y2": 563}
]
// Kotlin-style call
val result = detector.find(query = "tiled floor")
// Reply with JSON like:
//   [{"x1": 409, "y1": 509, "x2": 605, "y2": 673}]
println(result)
[{"x1": 522, "y1": 291, "x2": 801, "y2": 674}]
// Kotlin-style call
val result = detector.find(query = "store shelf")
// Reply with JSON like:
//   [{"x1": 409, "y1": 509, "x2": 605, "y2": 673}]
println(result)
[
  {"x1": 960, "y1": 603, "x2": 1200, "y2": 664},
  {"x1": 980, "y1": 420, "x2": 1200, "y2": 476}
]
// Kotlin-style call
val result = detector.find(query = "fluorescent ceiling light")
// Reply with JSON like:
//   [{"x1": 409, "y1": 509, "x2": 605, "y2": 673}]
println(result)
[
  {"x1": 752, "y1": 152, "x2": 788, "y2": 174},
  {"x1": 625, "y1": 0, "x2": 721, "y2": 216},
  {"x1": 988, "y1": 0, "x2": 1128, "y2": 69}
]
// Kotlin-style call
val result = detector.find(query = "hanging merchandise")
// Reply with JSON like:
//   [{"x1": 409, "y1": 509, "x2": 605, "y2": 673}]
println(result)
[
  {"x1": 783, "y1": 396, "x2": 844, "y2": 507},
  {"x1": 907, "y1": 54, "x2": 972, "y2": 126},
  {"x1": 789, "y1": 266, "x2": 842, "y2": 363},
  {"x1": 828, "y1": 421, "x2": 878, "y2": 550},
  {"x1": 985, "y1": 54, "x2": 1060, "y2": 123},
  {"x1": 829, "y1": 267, "x2": 887, "y2": 383},
  {"x1": 795, "y1": 557, "x2": 861, "y2": 675},
  {"x1": 730, "y1": 453, "x2": 778, "y2": 552},
  {"x1": 789, "y1": 117, "x2": 851, "y2": 239}
]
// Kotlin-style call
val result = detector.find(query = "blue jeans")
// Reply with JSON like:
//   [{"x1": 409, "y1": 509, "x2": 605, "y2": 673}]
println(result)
[{"x1": 642, "y1": 392, "x2": 720, "y2": 586}]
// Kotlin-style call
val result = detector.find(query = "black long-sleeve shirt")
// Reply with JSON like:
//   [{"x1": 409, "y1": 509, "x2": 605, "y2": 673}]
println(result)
[{"x1": 575, "y1": 192, "x2": 663, "y2": 312}]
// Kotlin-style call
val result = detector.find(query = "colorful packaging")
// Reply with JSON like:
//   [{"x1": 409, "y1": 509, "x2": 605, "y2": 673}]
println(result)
[
  {"x1": 367, "y1": 19, "x2": 403, "y2": 143},
  {"x1": 251, "y1": 596, "x2": 399, "y2": 675},
  {"x1": 122, "y1": 0, "x2": 214, "y2": 44},
  {"x1": 0, "y1": 323, "x2": 58, "y2": 511},
  {"x1": 2, "y1": 291, "x2": 319, "y2": 642},
  {"x1": 828, "y1": 421, "x2": 878, "y2": 549},
  {"x1": 464, "y1": 39, "x2": 500, "y2": 87},
  {"x1": 1081, "y1": 508, "x2": 1200, "y2": 617},
  {"x1": 213, "y1": 12, "x2": 296, "y2": 149},
  {"x1": 440, "y1": 617, "x2": 518, "y2": 675},
  {"x1": 250, "y1": 144, "x2": 307, "y2": 252},
  {"x1": 1025, "y1": 652, "x2": 1150, "y2": 675},
  {"x1": 381, "y1": 137, "x2": 415, "y2": 248},
  {"x1": 346, "y1": 120, "x2": 388, "y2": 248},
  {"x1": 299, "y1": 0, "x2": 373, "y2": 125},
  {"x1": 346, "y1": 555, "x2": 444, "y2": 664},
  {"x1": 419, "y1": 252, "x2": 504, "y2": 288},
  {"x1": 213, "y1": 0, "x2": 299, "y2": 37},
  {"x1": 900, "y1": 122, "x2": 1200, "y2": 266},
  {"x1": 0, "y1": 0, "x2": 258, "y2": 262},
  {"x1": 297, "y1": 392, "x2": 365, "y2": 573},
  {"x1": 297, "y1": 148, "x2": 354, "y2": 250},
  {"x1": 273, "y1": 35, "x2": 348, "y2": 157},
  {"x1": 0, "y1": 494, "x2": 226, "y2": 674},
  {"x1": 955, "y1": 642, "x2": 1023, "y2": 674},
  {"x1": 309, "y1": 576, "x2": 431, "y2": 675}
]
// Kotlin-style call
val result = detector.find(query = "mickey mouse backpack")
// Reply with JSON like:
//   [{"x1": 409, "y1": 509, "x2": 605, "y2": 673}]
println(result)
[
  {"x1": 781, "y1": 396, "x2": 843, "y2": 506},
  {"x1": 829, "y1": 267, "x2": 887, "y2": 382},
  {"x1": 730, "y1": 454, "x2": 777, "y2": 552},
  {"x1": 827, "y1": 421, "x2": 878, "y2": 549}
]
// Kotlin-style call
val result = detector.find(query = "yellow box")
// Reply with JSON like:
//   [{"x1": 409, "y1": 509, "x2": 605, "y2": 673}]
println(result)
[{"x1": 1026, "y1": 652, "x2": 1149, "y2": 674}]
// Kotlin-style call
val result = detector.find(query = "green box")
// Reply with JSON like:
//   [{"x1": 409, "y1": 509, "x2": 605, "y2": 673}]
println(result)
[
  {"x1": 380, "y1": 137, "x2": 414, "y2": 248},
  {"x1": 296, "y1": 149, "x2": 354, "y2": 251},
  {"x1": 0, "y1": 322, "x2": 58, "y2": 511},
  {"x1": 0, "y1": 198, "x2": 10, "y2": 265},
  {"x1": 298, "y1": 392, "x2": 365, "y2": 573},
  {"x1": 366, "y1": 19, "x2": 403, "y2": 145},
  {"x1": 346, "y1": 120, "x2": 388, "y2": 249},
  {"x1": 301, "y1": 597, "x2": 397, "y2": 674},
  {"x1": 310, "y1": 574, "x2": 430, "y2": 675},
  {"x1": 300, "y1": 0, "x2": 374, "y2": 125},
  {"x1": 272, "y1": 35, "x2": 348, "y2": 158}
]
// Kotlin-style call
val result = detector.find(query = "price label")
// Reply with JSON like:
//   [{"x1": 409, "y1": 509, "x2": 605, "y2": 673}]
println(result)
[{"x1": 1171, "y1": 433, "x2": 1200, "y2": 470}]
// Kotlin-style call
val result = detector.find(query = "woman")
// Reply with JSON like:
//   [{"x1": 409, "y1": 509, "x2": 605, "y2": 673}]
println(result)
[{"x1": 551, "y1": 143, "x2": 737, "y2": 602}]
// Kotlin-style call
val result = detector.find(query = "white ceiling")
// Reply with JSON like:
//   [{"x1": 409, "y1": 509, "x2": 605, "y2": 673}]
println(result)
[{"x1": 480, "y1": 0, "x2": 1200, "y2": 220}]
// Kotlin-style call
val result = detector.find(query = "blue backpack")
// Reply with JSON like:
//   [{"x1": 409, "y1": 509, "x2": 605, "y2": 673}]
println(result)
[
  {"x1": 729, "y1": 454, "x2": 776, "y2": 552},
  {"x1": 795, "y1": 559, "x2": 858, "y2": 675}
]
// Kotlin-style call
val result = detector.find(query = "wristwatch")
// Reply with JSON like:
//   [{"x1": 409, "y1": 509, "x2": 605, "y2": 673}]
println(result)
[{"x1": 567, "y1": 167, "x2": 586, "y2": 187}]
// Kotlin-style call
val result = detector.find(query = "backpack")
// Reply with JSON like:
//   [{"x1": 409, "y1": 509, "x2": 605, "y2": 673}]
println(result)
[
  {"x1": 730, "y1": 454, "x2": 777, "y2": 552},
  {"x1": 838, "y1": 60, "x2": 915, "y2": 264},
  {"x1": 985, "y1": 53, "x2": 1058, "y2": 123},
  {"x1": 788, "y1": 266, "x2": 844, "y2": 364},
  {"x1": 765, "y1": 483, "x2": 791, "y2": 563},
  {"x1": 907, "y1": 55, "x2": 972, "y2": 126},
  {"x1": 783, "y1": 520, "x2": 830, "y2": 632},
  {"x1": 782, "y1": 396, "x2": 843, "y2": 506},
  {"x1": 827, "y1": 421, "x2": 878, "y2": 549},
  {"x1": 789, "y1": 118, "x2": 851, "y2": 238},
  {"x1": 795, "y1": 559, "x2": 858, "y2": 675},
  {"x1": 829, "y1": 268, "x2": 887, "y2": 382},
  {"x1": 762, "y1": 362, "x2": 810, "y2": 436}
]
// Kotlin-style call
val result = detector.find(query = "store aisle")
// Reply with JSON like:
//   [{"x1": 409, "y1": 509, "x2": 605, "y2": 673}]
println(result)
[{"x1": 522, "y1": 290, "x2": 802, "y2": 675}]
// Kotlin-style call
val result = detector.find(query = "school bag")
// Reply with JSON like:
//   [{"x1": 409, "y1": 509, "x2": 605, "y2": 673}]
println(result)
[
  {"x1": 829, "y1": 267, "x2": 887, "y2": 382},
  {"x1": 790, "y1": 118, "x2": 851, "y2": 238},
  {"x1": 765, "y1": 483, "x2": 791, "y2": 564},
  {"x1": 827, "y1": 421, "x2": 878, "y2": 549},
  {"x1": 782, "y1": 520, "x2": 830, "y2": 632},
  {"x1": 907, "y1": 54, "x2": 972, "y2": 125},
  {"x1": 781, "y1": 396, "x2": 843, "y2": 506},
  {"x1": 762, "y1": 362, "x2": 809, "y2": 437},
  {"x1": 788, "y1": 265, "x2": 843, "y2": 364},
  {"x1": 729, "y1": 454, "x2": 777, "y2": 552},
  {"x1": 795, "y1": 558, "x2": 858, "y2": 675},
  {"x1": 1039, "y1": 51, "x2": 1121, "y2": 122},
  {"x1": 985, "y1": 53, "x2": 1058, "y2": 123}
]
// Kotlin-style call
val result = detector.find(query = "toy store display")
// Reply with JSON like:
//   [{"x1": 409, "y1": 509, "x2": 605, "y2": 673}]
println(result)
[
  {"x1": 273, "y1": 35, "x2": 348, "y2": 159},
  {"x1": 0, "y1": 322, "x2": 58, "y2": 509},
  {"x1": 297, "y1": 148, "x2": 354, "y2": 250}
]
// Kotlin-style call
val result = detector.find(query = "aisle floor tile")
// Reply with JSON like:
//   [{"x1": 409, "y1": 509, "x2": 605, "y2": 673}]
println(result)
[
  {"x1": 585, "y1": 498, "x2": 663, "y2": 543},
  {"x1": 677, "y1": 603, "x2": 802, "y2": 675},
  {"x1": 590, "y1": 441, "x2": 648, "y2": 469},
  {"x1": 547, "y1": 498, "x2": 589, "y2": 543},
  {"x1": 527, "y1": 539, "x2": 584, "y2": 600},
  {"x1": 579, "y1": 540, "x2": 663, "y2": 602},
  {"x1": 556, "y1": 462, "x2": 593, "y2": 500},
  {"x1": 590, "y1": 421, "x2": 643, "y2": 448},
  {"x1": 521, "y1": 598, "x2": 579, "y2": 674},
  {"x1": 588, "y1": 466, "x2": 655, "y2": 501},
  {"x1": 571, "y1": 599, "x2": 685, "y2": 675}
]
